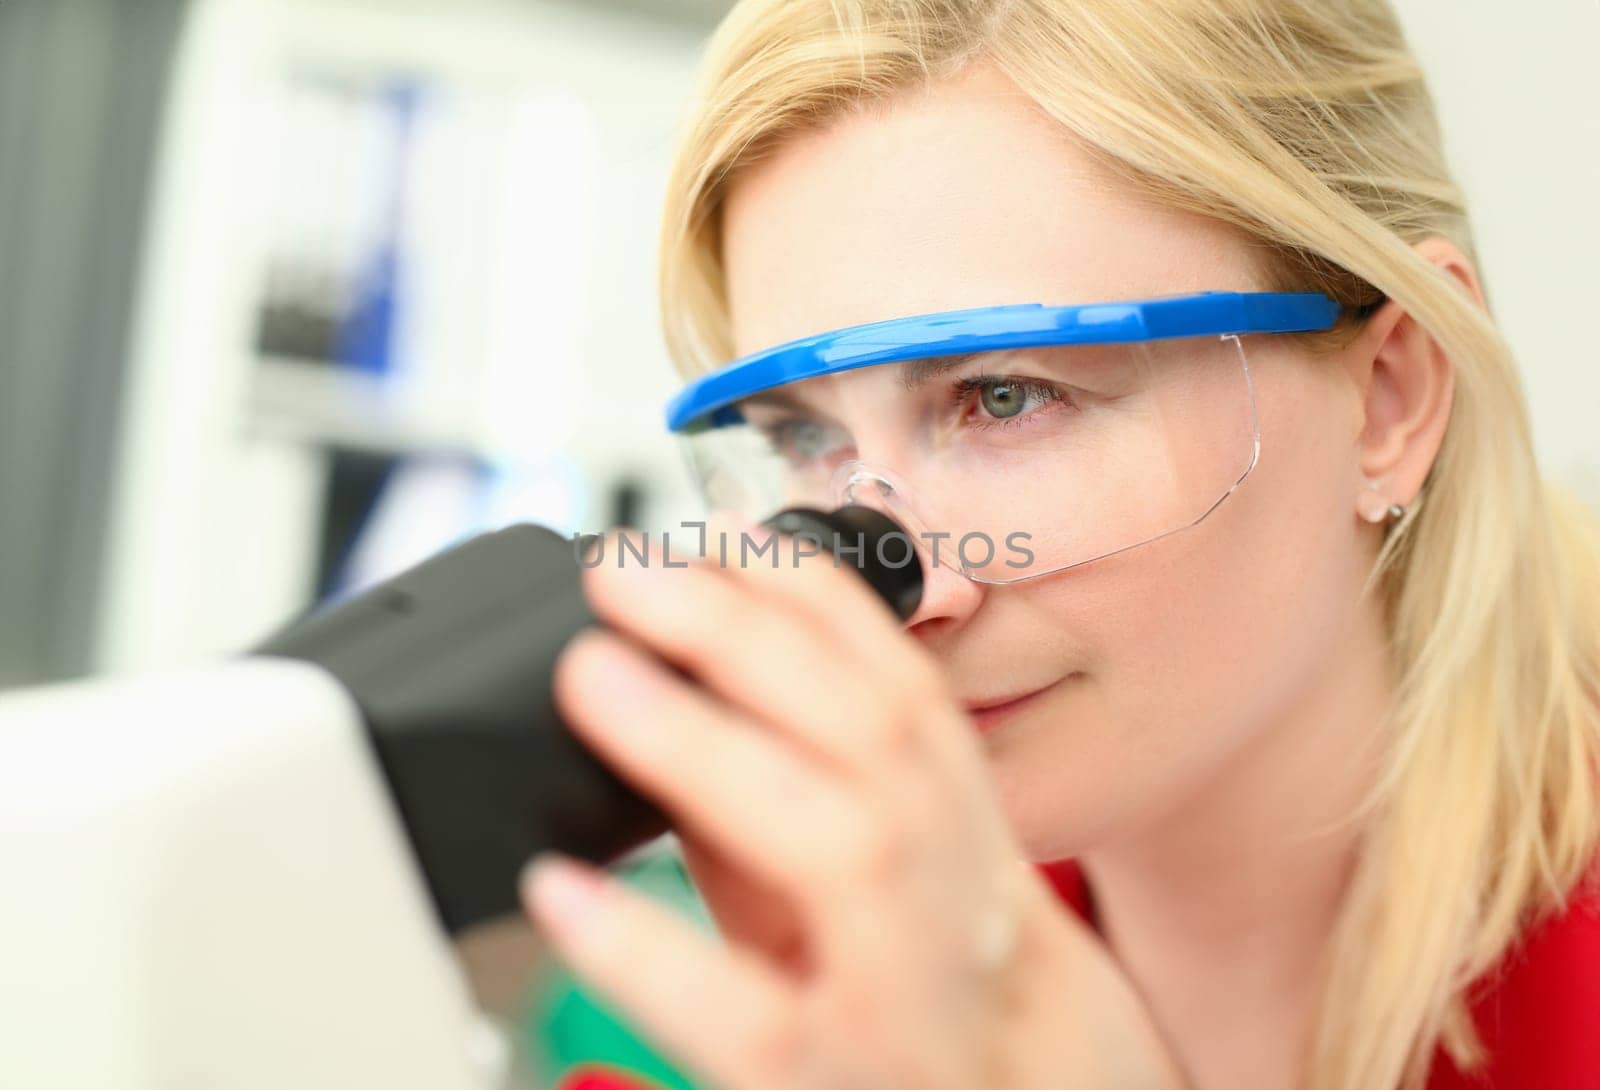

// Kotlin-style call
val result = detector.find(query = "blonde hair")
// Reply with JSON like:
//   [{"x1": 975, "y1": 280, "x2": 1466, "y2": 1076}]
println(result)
[{"x1": 657, "y1": 2, "x2": 1600, "y2": 1087}]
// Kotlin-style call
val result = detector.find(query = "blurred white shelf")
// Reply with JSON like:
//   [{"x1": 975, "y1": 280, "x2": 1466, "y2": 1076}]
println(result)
[
  {"x1": 98, "y1": 0, "x2": 709, "y2": 673},
  {"x1": 246, "y1": 355, "x2": 489, "y2": 458}
]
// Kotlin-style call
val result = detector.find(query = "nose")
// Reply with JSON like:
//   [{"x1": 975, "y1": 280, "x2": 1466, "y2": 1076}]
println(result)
[{"x1": 901, "y1": 549, "x2": 986, "y2": 640}]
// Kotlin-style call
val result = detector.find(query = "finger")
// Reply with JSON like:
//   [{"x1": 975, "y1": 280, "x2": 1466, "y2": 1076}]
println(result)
[
  {"x1": 553, "y1": 627, "x2": 878, "y2": 891},
  {"x1": 555, "y1": 629, "x2": 1027, "y2": 1008},
  {"x1": 710, "y1": 511, "x2": 930, "y2": 680},
  {"x1": 581, "y1": 530, "x2": 937, "y2": 774},
  {"x1": 522, "y1": 854, "x2": 803, "y2": 1090},
  {"x1": 677, "y1": 836, "x2": 813, "y2": 977},
  {"x1": 709, "y1": 513, "x2": 987, "y2": 784}
]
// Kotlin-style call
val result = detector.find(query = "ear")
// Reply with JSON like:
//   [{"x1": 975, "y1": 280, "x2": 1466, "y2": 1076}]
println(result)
[{"x1": 1345, "y1": 237, "x2": 1477, "y2": 521}]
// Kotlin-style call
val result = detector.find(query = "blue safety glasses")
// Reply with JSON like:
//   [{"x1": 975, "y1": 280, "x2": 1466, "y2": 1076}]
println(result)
[
  {"x1": 666, "y1": 291, "x2": 1340, "y2": 434},
  {"x1": 665, "y1": 291, "x2": 1340, "y2": 583}
]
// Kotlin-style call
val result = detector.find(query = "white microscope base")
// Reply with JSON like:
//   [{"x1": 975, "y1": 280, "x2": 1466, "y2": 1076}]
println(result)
[{"x1": 0, "y1": 658, "x2": 501, "y2": 1090}]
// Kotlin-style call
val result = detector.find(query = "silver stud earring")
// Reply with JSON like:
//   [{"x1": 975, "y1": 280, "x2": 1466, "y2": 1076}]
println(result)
[{"x1": 1360, "y1": 479, "x2": 1405, "y2": 524}]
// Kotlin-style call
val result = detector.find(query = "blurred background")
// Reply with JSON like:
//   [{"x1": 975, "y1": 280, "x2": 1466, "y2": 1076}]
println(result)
[{"x1": 1, "y1": 0, "x2": 1596, "y2": 691}]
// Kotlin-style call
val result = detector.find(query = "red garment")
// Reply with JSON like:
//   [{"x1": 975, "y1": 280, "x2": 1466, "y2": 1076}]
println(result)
[
  {"x1": 555, "y1": 861, "x2": 1600, "y2": 1090},
  {"x1": 1036, "y1": 859, "x2": 1600, "y2": 1089}
]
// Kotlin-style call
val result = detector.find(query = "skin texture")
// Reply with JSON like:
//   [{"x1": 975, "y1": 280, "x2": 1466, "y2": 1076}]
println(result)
[{"x1": 525, "y1": 61, "x2": 1468, "y2": 1090}]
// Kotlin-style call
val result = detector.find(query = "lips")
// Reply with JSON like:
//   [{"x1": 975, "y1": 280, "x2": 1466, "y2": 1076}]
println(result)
[{"x1": 963, "y1": 679, "x2": 1063, "y2": 734}]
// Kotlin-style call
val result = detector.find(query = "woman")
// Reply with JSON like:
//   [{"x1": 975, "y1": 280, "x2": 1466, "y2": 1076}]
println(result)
[{"x1": 523, "y1": 2, "x2": 1600, "y2": 1087}]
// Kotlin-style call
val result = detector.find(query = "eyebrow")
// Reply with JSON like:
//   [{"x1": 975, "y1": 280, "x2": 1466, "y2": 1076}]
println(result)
[
  {"x1": 739, "y1": 387, "x2": 806, "y2": 413},
  {"x1": 738, "y1": 349, "x2": 1001, "y2": 414},
  {"x1": 899, "y1": 351, "x2": 985, "y2": 389}
]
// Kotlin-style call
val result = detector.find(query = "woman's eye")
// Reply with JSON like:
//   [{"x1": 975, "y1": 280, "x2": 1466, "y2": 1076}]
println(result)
[
  {"x1": 762, "y1": 418, "x2": 842, "y2": 463},
  {"x1": 968, "y1": 378, "x2": 1060, "y2": 422}
]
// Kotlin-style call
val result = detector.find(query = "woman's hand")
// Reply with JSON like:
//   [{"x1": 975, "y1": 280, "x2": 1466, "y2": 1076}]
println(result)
[{"x1": 524, "y1": 517, "x2": 1187, "y2": 1090}]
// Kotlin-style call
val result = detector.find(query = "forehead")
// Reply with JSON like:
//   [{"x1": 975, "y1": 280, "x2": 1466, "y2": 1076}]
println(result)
[{"x1": 720, "y1": 62, "x2": 1255, "y2": 359}]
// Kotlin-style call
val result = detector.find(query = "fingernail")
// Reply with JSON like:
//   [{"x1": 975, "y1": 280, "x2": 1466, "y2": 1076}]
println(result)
[{"x1": 524, "y1": 855, "x2": 606, "y2": 941}]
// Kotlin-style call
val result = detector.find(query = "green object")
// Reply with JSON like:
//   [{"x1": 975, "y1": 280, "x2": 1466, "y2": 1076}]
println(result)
[{"x1": 522, "y1": 846, "x2": 713, "y2": 1090}]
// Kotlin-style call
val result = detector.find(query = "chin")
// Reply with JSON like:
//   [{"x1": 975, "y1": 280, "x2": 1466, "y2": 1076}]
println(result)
[{"x1": 979, "y1": 703, "x2": 1136, "y2": 861}]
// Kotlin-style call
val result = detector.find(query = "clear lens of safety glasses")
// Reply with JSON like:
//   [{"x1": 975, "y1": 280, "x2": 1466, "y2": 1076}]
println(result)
[{"x1": 679, "y1": 333, "x2": 1260, "y2": 583}]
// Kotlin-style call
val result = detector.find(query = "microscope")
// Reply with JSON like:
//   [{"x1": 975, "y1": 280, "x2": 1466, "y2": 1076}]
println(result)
[{"x1": 0, "y1": 507, "x2": 920, "y2": 1089}]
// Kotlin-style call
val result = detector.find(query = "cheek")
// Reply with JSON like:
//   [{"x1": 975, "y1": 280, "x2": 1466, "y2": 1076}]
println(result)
[{"x1": 991, "y1": 363, "x2": 1365, "y2": 857}]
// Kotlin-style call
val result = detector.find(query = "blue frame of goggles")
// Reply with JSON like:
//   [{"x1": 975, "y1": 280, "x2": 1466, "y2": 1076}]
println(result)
[{"x1": 664, "y1": 291, "x2": 1341, "y2": 434}]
